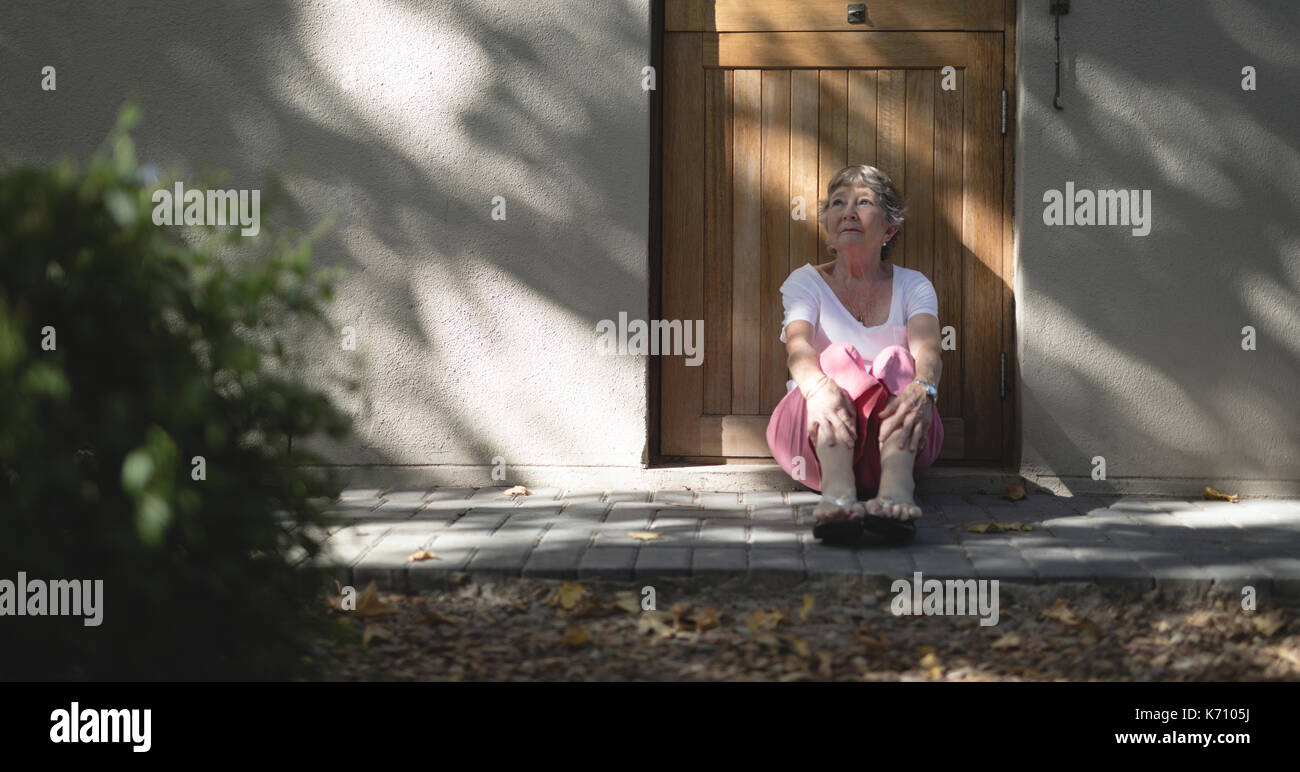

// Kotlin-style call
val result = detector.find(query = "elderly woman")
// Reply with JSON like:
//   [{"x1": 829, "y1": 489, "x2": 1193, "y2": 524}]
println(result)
[{"x1": 766, "y1": 164, "x2": 944, "y2": 545}]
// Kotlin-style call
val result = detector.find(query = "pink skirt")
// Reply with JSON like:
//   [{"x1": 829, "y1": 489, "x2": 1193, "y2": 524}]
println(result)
[{"x1": 765, "y1": 342, "x2": 944, "y2": 496}]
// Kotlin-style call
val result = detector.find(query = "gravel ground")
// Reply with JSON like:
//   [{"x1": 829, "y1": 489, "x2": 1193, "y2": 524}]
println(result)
[{"x1": 311, "y1": 576, "x2": 1300, "y2": 682}]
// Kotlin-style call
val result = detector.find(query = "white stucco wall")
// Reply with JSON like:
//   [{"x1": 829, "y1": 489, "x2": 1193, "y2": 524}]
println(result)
[
  {"x1": 0, "y1": 0, "x2": 653, "y2": 477},
  {"x1": 1015, "y1": 0, "x2": 1300, "y2": 493},
  {"x1": 2, "y1": 1, "x2": 1296, "y2": 492}
]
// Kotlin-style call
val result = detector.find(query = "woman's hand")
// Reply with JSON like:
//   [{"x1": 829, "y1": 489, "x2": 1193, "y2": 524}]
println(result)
[
  {"x1": 805, "y1": 380, "x2": 857, "y2": 447},
  {"x1": 878, "y1": 382, "x2": 933, "y2": 453}
]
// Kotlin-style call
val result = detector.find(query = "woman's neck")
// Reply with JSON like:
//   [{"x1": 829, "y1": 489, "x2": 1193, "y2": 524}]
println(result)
[{"x1": 832, "y1": 252, "x2": 888, "y2": 283}]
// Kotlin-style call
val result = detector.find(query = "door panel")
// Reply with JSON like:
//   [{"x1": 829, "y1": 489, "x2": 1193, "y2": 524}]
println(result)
[
  {"x1": 661, "y1": 16, "x2": 1006, "y2": 463},
  {"x1": 666, "y1": 0, "x2": 1002, "y2": 33}
]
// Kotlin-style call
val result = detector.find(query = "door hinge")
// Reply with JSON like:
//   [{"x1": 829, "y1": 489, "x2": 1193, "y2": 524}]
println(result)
[
  {"x1": 1000, "y1": 352, "x2": 1006, "y2": 399},
  {"x1": 1001, "y1": 90, "x2": 1007, "y2": 135}
]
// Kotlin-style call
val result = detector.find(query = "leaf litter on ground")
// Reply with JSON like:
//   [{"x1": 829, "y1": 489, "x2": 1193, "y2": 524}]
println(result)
[{"x1": 316, "y1": 577, "x2": 1300, "y2": 681}]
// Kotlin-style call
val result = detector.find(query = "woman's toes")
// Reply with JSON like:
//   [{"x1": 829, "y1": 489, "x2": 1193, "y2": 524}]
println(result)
[
  {"x1": 864, "y1": 497, "x2": 889, "y2": 518},
  {"x1": 812, "y1": 499, "x2": 853, "y2": 523},
  {"x1": 892, "y1": 501, "x2": 922, "y2": 521}
]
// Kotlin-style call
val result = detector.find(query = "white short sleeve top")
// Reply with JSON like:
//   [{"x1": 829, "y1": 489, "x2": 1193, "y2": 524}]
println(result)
[{"x1": 779, "y1": 262, "x2": 939, "y2": 392}]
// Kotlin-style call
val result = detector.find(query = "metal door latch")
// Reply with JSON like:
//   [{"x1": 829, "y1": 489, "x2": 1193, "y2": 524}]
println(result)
[
  {"x1": 847, "y1": 4, "x2": 866, "y2": 24},
  {"x1": 1051, "y1": 0, "x2": 1069, "y2": 110}
]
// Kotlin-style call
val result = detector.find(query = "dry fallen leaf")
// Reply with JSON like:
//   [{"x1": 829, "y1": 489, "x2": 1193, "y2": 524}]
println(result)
[
  {"x1": 799, "y1": 594, "x2": 815, "y2": 623},
  {"x1": 669, "y1": 602, "x2": 720, "y2": 632},
  {"x1": 407, "y1": 549, "x2": 438, "y2": 563},
  {"x1": 563, "y1": 624, "x2": 590, "y2": 647},
  {"x1": 695, "y1": 607, "x2": 720, "y2": 631},
  {"x1": 816, "y1": 651, "x2": 833, "y2": 678},
  {"x1": 568, "y1": 592, "x2": 614, "y2": 619},
  {"x1": 362, "y1": 623, "x2": 393, "y2": 647},
  {"x1": 855, "y1": 629, "x2": 887, "y2": 658},
  {"x1": 991, "y1": 632, "x2": 1022, "y2": 650},
  {"x1": 503, "y1": 484, "x2": 532, "y2": 497},
  {"x1": 1042, "y1": 598, "x2": 1080, "y2": 626},
  {"x1": 613, "y1": 591, "x2": 641, "y2": 614},
  {"x1": 414, "y1": 609, "x2": 467, "y2": 626},
  {"x1": 354, "y1": 580, "x2": 400, "y2": 618},
  {"x1": 919, "y1": 652, "x2": 940, "y2": 669},
  {"x1": 968, "y1": 522, "x2": 1034, "y2": 534},
  {"x1": 545, "y1": 581, "x2": 588, "y2": 610},
  {"x1": 626, "y1": 531, "x2": 663, "y2": 542},
  {"x1": 1253, "y1": 612, "x2": 1286, "y2": 637},
  {"x1": 1265, "y1": 645, "x2": 1300, "y2": 669},
  {"x1": 637, "y1": 610, "x2": 675, "y2": 638},
  {"x1": 1201, "y1": 486, "x2": 1239, "y2": 503},
  {"x1": 746, "y1": 608, "x2": 785, "y2": 632},
  {"x1": 1002, "y1": 482, "x2": 1027, "y2": 501},
  {"x1": 790, "y1": 636, "x2": 812, "y2": 659}
]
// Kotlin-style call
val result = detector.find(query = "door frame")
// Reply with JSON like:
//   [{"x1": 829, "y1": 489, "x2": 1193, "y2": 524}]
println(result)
[{"x1": 647, "y1": 0, "x2": 1020, "y2": 470}]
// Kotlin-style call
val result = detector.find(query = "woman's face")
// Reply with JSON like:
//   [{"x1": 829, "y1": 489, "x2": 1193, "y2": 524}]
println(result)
[{"x1": 826, "y1": 183, "x2": 898, "y2": 254}]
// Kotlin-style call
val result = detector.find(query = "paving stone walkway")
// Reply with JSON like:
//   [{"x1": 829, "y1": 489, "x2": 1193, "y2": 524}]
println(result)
[{"x1": 298, "y1": 487, "x2": 1300, "y2": 597}]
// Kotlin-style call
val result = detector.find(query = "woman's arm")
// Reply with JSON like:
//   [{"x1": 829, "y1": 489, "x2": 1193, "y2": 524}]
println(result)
[
  {"x1": 878, "y1": 312, "x2": 943, "y2": 452},
  {"x1": 906, "y1": 312, "x2": 943, "y2": 387},
  {"x1": 785, "y1": 320, "x2": 857, "y2": 447},
  {"x1": 784, "y1": 320, "x2": 827, "y2": 395}
]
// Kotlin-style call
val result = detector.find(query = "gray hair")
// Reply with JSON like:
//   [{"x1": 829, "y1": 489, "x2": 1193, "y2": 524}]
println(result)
[{"x1": 816, "y1": 164, "x2": 907, "y2": 261}]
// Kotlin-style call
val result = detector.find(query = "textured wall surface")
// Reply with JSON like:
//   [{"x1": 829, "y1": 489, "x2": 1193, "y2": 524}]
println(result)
[
  {"x1": 0, "y1": 0, "x2": 653, "y2": 474},
  {"x1": 1015, "y1": 0, "x2": 1300, "y2": 489},
  {"x1": 2, "y1": 1, "x2": 1296, "y2": 489}
]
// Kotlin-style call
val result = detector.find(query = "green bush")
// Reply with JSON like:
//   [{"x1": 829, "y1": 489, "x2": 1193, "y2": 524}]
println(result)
[{"x1": 0, "y1": 105, "x2": 352, "y2": 680}]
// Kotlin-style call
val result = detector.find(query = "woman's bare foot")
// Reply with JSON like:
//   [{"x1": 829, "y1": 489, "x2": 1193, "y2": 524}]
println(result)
[
  {"x1": 812, "y1": 495, "x2": 866, "y2": 524},
  {"x1": 811, "y1": 421, "x2": 862, "y2": 525},
  {"x1": 866, "y1": 424, "x2": 923, "y2": 521},
  {"x1": 863, "y1": 492, "x2": 922, "y2": 521}
]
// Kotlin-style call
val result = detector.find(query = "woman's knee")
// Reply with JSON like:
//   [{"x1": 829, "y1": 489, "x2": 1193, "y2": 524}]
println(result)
[
  {"x1": 870, "y1": 345, "x2": 916, "y2": 393},
  {"x1": 818, "y1": 341, "x2": 865, "y2": 371},
  {"x1": 872, "y1": 344, "x2": 914, "y2": 369}
]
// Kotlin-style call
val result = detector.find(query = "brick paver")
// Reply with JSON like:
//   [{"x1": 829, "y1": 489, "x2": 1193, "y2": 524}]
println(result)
[{"x1": 311, "y1": 488, "x2": 1300, "y2": 598}]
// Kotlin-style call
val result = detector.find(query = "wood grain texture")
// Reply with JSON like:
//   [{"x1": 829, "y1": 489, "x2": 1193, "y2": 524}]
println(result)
[
  {"x1": 962, "y1": 33, "x2": 1003, "y2": 460},
  {"x1": 790, "y1": 69, "x2": 821, "y2": 276},
  {"x1": 903, "y1": 69, "x2": 935, "y2": 278},
  {"x1": 847, "y1": 70, "x2": 878, "y2": 170},
  {"x1": 706, "y1": 32, "x2": 970, "y2": 69},
  {"x1": 875, "y1": 69, "x2": 905, "y2": 267},
  {"x1": 760, "y1": 70, "x2": 791, "y2": 413},
  {"x1": 662, "y1": 33, "x2": 705, "y2": 455},
  {"x1": 817, "y1": 69, "x2": 847, "y2": 248},
  {"x1": 667, "y1": 0, "x2": 971, "y2": 31},
  {"x1": 731, "y1": 69, "x2": 762, "y2": 415},
  {"x1": 965, "y1": 0, "x2": 1003, "y2": 31},
  {"x1": 703, "y1": 68, "x2": 733, "y2": 414},
  {"x1": 934, "y1": 66, "x2": 964, "y2": 419}
]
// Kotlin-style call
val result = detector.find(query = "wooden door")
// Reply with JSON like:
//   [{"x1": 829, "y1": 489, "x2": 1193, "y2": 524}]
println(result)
[{"x1": 660, "y1": 0, "x2": 1011, "y2": 464}]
